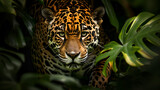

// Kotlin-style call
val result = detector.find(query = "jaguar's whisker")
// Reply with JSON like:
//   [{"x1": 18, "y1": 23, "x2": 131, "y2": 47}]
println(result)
[
  {"x1": 97, "y1": 43, "x2": 104, "y2": 49},
  {"x1": 98, "y1": 42, "x2": 104, "y2": 44}
]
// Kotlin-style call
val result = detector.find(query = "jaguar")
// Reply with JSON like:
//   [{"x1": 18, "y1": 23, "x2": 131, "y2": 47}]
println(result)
[{"x1": 31, "y1": 0, "x2": 112, "y2": 89}]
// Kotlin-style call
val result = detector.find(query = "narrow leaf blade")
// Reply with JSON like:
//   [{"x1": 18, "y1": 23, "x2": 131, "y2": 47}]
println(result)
[{"x1": 102, "y1": 0, "x2": 119, "y2": 31}]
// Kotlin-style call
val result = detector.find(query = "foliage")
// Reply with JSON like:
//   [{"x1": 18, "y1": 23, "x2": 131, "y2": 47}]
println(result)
[
  {"x1": 0, "y1": 0, "x2": 27, "y2": 82},
  {"x1": 0, "y1": 48, "x2": 24, "y2": 78},
  {"x1": 0, "y1": 0, "x2": 16, "y2": 15},
  {"x1": 102, "y1": 0, "x2": 119, "y2": 31},
  {"x1": 96, "y1": 12, "x2": 160, "y2": 76}
]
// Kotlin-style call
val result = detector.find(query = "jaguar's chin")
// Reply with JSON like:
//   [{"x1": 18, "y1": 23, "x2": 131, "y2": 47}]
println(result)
[
  {"x1": 65, "y1": 63, "x2": 81, "y2": 70},
  {"x1": 58, "y1": 54, "x2": 88, "y2": 70}
]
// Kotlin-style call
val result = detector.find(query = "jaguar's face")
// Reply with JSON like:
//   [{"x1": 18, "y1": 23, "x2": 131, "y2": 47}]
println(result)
[{"x1": 42, "y1": 7, "x2": 104, "y2": 70}]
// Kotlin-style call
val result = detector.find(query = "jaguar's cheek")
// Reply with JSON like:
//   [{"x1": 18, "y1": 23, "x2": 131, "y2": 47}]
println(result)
[
  {"x1": 83, "y1": 35, "x2": 92, "y2": 46},
  {"x1": 59, "y1": 46, "x2": 67, "y2": 59},
  {"x1": 54, "y1": 35, "x2": 64, "y2": 48},
  {"x1": 80, "y1": 46, "x2": 88, "y2": 58}
]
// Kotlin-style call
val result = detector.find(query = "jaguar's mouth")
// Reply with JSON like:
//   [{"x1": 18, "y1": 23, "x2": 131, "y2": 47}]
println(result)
[{"x1": 65, "y1": 63, "x2": 81, "y2": 70}]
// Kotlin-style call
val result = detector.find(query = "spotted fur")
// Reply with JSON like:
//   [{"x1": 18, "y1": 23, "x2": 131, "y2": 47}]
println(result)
[{"x1": 31, "y1": 0, "x2": 111, "y2": 89}]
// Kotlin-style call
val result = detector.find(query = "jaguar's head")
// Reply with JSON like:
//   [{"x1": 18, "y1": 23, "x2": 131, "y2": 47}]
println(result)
[{"x1": 42, "y1": 7, "x2": 105, "y2": 70}]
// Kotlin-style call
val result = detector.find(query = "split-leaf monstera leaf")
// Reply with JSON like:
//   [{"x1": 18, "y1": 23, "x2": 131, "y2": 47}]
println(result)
[{"x1": 96, "y1": 12, "x2": 160, "y2": 77}]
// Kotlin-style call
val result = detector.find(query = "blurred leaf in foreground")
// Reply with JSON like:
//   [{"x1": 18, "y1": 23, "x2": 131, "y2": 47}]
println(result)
[
  {"x1": 0, "y1": 48, "x2": 24, "y2": 80},
  {"x1": 0, "y1": 0, "x2": 16, "y2": 15}
]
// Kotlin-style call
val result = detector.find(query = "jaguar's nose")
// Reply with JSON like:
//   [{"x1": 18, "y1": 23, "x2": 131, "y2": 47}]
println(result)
[{"x1": 66, "y1": 51, "x2": 80, "y2": 60}]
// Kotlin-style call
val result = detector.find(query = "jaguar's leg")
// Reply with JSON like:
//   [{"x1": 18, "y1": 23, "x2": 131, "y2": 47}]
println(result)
[{"x1": 89, "y1": 59, "x2": 112, "y2": 90}]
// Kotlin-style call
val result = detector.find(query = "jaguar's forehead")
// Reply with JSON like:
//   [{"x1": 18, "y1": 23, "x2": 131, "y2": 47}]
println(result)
[{"x1": 51, "y1": 7, "x2": 96, "y2": 34}]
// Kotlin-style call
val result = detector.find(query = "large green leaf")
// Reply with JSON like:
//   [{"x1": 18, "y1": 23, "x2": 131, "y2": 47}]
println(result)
[
  {"x1": 4, "y1": 26, "x2": 26, "y2": 49},
  {"x1": 20, "y1": 74, "x2": 82, "y2": 90},
  {"x1": 0, "y1": 48, "x2": 24, "y2": 64},
  {"x1": 50, "y1": 74, "x2": 81, "y2": 88},
  {"x1": 17, "y1": 0, "x2": 26, "y2": 7},
  {"x1": 20, "y1": 73, "x2": 63, "y2": 90},
  {"x1": 0, "y1": 81, "x2": 20, "y2": 90},
  {"x1": 16, "y1": 8, "x2": 35, "y2": 36},
  {"x1": 0, "y1": 0, "x2": 27, "y2": 49},
  {"x1": 0, "y1": 0, "x2": 16, "y2": 15},
  {"x1": 96, "y1": 12, "x2": 160, "y2": 77},
  {"x1": 0, "y1": 48, "x2": 24, "y2": 79},
  {"x1": 96, "y1": 41, "x2": 122, "y2": 73},
  {"x1": 102, "y1": 0, "x2": 119, "y2": 31}
]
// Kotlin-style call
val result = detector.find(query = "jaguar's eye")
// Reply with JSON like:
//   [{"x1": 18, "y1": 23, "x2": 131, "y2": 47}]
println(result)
[
  {"x1": 81, "y1": 32, "x2": 88, "y2": 37},
  {"x1": 59, "y1": 32, "x2": 65, "y2": 37}
]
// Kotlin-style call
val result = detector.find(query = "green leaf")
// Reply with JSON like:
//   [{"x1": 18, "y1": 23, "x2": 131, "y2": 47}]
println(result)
[
  {"x1": 20, "y1": 73, "x2": 63, "y2": 90},
  {"x1": 0, "y1": 56, "x2": 14, "y2": 80},
  {"x1": 122, "y1": 45, "x2": 143, "y2": 66},
  {"x1": 20, "y1": 73, "x2": 49, "y2": 85},
  {"x1": 0, "y1": 0, "x2": 16, "y2": 15},
  {"x1": 4, "y1": 24, "x2": 26, "y2": 49},
  {"x1": 16, "y1": 8, "x2": 35, "y2": 36},
  {"x1": 81, "y1": 86, "x2": 100, "y2": 90},
  {"x1": 0, "y1": 48, "x2": 24, "y2": 79},
  {"x1": 102, "y1": 0, "x2": 119, "y2": 31},
  {"x1": 96, "y1": 41, "x2": 122, "y2": 76},
  {"x1": 0, "y1": 53, "x2": 21, "y2": 72},
  {"x1": 124, "y1": 12, "x2": 154, "y2": 43},
  {"x1": 96, "y1": 41, "x2": 122, "y2": 64},
  {"x1": 50, "y1": 74, "x2": 81, "y2": 88},
  {"x1": 17, "y1": 0, "x2": 26, "y2": 7},
  {"x1": 135, "y1": 19, "x2": 160, "y2": 58},
  {"x1": 0, "y1": 48, "x2": 24, "y2": 62},
  {"x1": 37, "y1": 0, "x2": 44, "y2": 5},
  {"x1": 119, "y1": 17, "x2": 136, "y2": 44},
  {"x1": 38, "y1": 81, "x2": 63, "y2": 90},
  {"x1": 0, "y1": 81, "x2": 20, "y2": 90},
  {"x1": 96, "y1": 12, "x2": 160, "y2": 75}
]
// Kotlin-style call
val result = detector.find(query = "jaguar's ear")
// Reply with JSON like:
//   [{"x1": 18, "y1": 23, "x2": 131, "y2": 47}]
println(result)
[
  {"x1": 41, "y1": 8, "x2": 55, "y2": 23},
  {"x1": 92, "y1": 7, "x2": 105, "y2": 25}
]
